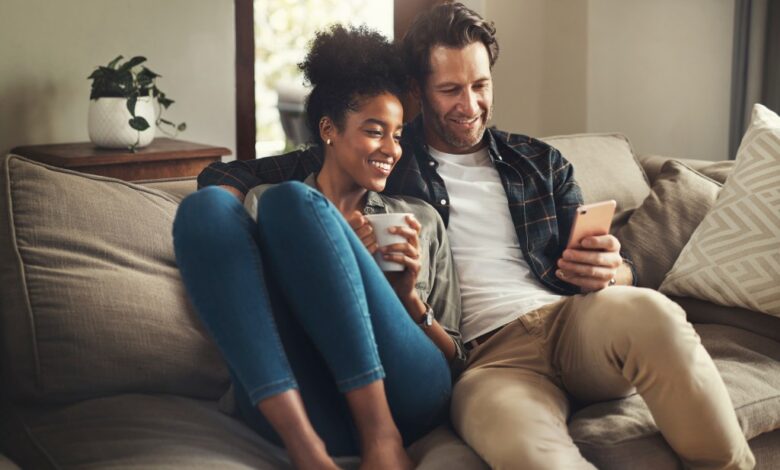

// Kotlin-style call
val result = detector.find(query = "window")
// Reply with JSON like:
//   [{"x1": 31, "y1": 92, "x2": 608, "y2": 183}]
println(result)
[{"x1": 253, "y1": 0, "x2": 393, "y2": 157}]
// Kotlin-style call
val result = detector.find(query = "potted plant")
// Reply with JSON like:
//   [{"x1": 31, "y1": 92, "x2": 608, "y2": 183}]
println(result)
[{"x1": 87, "y1": 55, "x2": 186, "y2": 151}]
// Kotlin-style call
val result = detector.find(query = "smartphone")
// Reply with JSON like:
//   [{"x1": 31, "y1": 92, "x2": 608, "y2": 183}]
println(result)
[{"x1": 566, "y1": 200, "x2": 617, "y2": 249}]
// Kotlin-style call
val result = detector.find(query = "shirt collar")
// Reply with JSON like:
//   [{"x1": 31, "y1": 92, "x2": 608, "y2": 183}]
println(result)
[{"x1": 303, "y1": 173, "x2": 386, "y2": 213}]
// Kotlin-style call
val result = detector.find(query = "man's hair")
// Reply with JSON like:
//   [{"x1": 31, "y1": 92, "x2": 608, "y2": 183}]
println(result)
[
  {"x1": 402, "y1": 2, "x2": 499, "y2": 86},
  {"x1": 299, "y1": 24, "x2": 407, "y2": 145}
]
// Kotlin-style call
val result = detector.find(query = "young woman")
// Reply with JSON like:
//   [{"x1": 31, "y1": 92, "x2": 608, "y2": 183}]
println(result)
[{"x1": 172, "y1": 25, "x2": 464, "y2": 470}]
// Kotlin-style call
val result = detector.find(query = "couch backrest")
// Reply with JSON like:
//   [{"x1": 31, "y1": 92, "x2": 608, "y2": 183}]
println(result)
[{"x1": 0, "y1": 155, "x2": 229, "y2": 404}]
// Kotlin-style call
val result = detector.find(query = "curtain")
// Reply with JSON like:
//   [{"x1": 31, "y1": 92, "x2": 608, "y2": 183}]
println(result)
[{"x1": 729, "y1": 0, "x2": 778, "y2": 159}]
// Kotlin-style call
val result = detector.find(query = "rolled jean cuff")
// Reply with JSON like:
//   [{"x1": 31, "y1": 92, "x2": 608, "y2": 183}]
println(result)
[
  {"x1": 247, "y1": 377, "x2": 299, "y2": 406},
  {"x1": 336, "y1": 366, "x2": 385, "y2": 394}
]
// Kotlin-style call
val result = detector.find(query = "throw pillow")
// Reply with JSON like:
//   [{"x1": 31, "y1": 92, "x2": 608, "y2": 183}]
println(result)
[
  {"x1": 660, "y1": 104, "x2": 780, "y2": 316},
  {"x1": 617, "y1": 161, "x2": 722, "y2": 289},
  {"x1": 0, "y1": 155, "x2": 229, "y2": 403}
]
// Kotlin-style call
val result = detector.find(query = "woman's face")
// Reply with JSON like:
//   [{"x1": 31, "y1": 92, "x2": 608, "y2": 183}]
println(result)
[{"x1": 326, "y1": 92, "x2": 404, "y2": 193}]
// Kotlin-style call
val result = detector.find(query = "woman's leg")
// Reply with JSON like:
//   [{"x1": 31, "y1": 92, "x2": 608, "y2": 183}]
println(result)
[
  {"x1": 257, "y1": 182, "x2": 452, "y2": 448},
  {"x1": 172, "y1": 186, "x2": 341, "y2": 469}
]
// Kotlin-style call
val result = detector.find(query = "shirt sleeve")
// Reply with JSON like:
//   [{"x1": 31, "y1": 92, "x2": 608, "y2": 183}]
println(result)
[
  {"x1": 425, "y1": 207, "x2": 468, "y2": 378},
  {"x1": 197, "y1": 159, "x2": 265, "y2": 195},
  {"x1": 552, "y1": 150, "x2": 639, "y2": 287},
  {"x1": 197, "y1": 150, "x2": 318, "y2": 196}
]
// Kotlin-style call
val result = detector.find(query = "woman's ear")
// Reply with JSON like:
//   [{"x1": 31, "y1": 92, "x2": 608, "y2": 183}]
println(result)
[{"x1": 319, "y1": 116, "x2": 335, "y2": 145}]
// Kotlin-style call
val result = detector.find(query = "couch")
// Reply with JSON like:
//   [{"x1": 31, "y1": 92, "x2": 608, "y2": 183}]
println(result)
[{"x1": 1, "y1": 133, "x2": 778, "y2": 469}]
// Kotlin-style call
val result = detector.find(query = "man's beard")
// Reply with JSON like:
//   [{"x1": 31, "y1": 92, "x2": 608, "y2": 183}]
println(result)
[{"x1": 424, "y1": 99, "x2": 493, "y2": 151}]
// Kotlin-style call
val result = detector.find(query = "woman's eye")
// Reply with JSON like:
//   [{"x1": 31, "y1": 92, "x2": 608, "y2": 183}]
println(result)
[
  {"x1": 393, "y1": 135, "x2": 402, "y2": 142},
  {"x1": 366, "y1": 130, "x2": 382, "y2": 137}
]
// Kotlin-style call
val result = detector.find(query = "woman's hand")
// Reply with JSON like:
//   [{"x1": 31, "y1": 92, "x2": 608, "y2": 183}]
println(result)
[
  {"x1": 381, "y1": 215, "x2": 422, "y2": 304},
  {"x1": 346, "y1": 211, "x2": 378, "y2": 254}
]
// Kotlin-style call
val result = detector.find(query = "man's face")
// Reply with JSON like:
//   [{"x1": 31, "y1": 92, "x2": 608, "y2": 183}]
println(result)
[{"x1": 420, "y1": 42, "x2": 494, "y2": 154}]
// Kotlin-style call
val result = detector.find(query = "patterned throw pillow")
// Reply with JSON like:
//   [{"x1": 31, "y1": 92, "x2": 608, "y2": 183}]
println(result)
[{"x1": 659, "y1": 104, "x2": 780, "y2": 316}]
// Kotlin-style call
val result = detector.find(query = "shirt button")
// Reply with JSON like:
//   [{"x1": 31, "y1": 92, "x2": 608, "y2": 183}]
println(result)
[
  {"x1": 440, "y1": 199, "x2": 447, "y2": 205},
  {"x1": 428, "y1": 161, "x2": 436, "y2": 167}
]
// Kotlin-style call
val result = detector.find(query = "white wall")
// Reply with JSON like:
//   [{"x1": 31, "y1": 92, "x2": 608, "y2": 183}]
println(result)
[
  {"x1": 0, "y1": 0, "x2": 236, "y2": 158},
  {"x1": 484, "y1": 0, "x2": 735, "y2": 161}
]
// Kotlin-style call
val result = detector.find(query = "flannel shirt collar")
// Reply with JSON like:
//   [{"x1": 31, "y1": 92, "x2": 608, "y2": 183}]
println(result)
[{"x1": 302, "y1": 173, "x2": 387, "y2": 213}]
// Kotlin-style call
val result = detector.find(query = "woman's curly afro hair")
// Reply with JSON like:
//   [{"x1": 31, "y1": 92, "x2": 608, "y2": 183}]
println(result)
[{"x1": 299, "y1": 24, "x2": 408, "y2": 145}]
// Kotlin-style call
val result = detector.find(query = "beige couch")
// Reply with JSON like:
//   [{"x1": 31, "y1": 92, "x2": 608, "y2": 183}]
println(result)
[{"x1": 1, "y1": 133, "x2": 778, "y2": 469}]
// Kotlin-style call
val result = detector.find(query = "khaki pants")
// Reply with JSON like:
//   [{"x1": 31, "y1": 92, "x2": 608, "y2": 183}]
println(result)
[{"x1": 451, "y1": 287, "x2": 755, "y2": 470}]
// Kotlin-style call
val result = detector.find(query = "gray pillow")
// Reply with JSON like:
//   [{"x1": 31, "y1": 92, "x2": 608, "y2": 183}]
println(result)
[
  {"x1": 0, "y1": 155, "x2": 229, "y2": 403},
  {"x1": 617, "y1": 160, "x2": 721, "y2": 289}
]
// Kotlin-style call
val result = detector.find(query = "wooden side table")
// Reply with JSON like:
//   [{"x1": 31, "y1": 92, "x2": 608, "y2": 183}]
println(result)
[{"x1": 10, "y1": 138, "x2": 231, "y2": 182}]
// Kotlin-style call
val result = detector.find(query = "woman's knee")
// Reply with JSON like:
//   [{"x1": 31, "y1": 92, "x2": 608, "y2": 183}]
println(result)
[
  {"x1": 173, "y1": 186, "x2": 249, "y2": 249},
  {"x1": 259, "y1": 181, "x2": 324, "y2": 225}
]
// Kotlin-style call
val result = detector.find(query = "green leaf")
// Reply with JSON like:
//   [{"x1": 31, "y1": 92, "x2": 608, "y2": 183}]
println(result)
[
  {"x1": 128, "y1": 116, "x2": 150, "y2": 131},
  {"x1": 107, "y1": 55, "x2": 124, "y2": 69},
  {"x1": 119, "y1": 56, "x2": 146, "y2": 71},
  {"x1": 177, "y1": 122, "x2": 187, "y2": 132},
  {"x1": 158, "y1": 118, "x2": 174, "y2": 126},
  {"x1": 158, "y1": 97, "x2": 174, "y2": 109},
  {"x1": 126, "y1": 96, "x2": 137, "y2": 117}
]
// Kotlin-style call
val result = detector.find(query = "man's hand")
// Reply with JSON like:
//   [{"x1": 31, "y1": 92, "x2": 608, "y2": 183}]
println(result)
[
  {"x1": 346, "y1": 211, "x2": 379, "y2": 254},
  {"x1": 381, "y1": 215, "x2": 423, "y2": 304},
  {"x1": 218, "y1": 185, "x2": 245, "y2": 202},
  {"x1": 555, "y1": 234, "x2": 624, "y2": 292}
]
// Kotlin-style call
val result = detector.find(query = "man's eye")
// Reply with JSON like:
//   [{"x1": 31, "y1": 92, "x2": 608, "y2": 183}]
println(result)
[
  {"x1": 366, "y1": 130, "x2": 382, "y2": 136},
  {"x1": 393, "y1": 134, "x2": 402, "y2": 142}
]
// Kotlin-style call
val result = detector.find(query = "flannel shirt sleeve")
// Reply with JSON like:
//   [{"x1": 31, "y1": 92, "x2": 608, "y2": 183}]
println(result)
[
  {"x1": 551, "y1": 150, "x2": 639, "y2": 287},
  {"x1": 197, "y1": 151, "x2": 310, "y2": 195},
  {"x1": 197, "y1": 159, "x2": 264, "y2": 194},
  {"x1": 425, "y1": 207, "x2": 467, "y2": 378}
]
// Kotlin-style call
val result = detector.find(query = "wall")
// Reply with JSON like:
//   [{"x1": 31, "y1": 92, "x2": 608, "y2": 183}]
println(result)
[
  {"x1": 484, "y1": 0, "x2": 735, "y2": 161},
  {"x1": 0, "y1": 0, "x2": 236, "y2": 158}
]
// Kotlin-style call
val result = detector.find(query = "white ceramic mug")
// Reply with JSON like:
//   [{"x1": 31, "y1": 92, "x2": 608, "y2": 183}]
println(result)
[{"x1": 364, "y1": 213, "x2": 413, "y2": 272}]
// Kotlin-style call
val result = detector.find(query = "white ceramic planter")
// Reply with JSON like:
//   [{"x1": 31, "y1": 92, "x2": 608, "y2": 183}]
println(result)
[{"x1": 88, "y1": 97, "x2": 156, "y2": 149}]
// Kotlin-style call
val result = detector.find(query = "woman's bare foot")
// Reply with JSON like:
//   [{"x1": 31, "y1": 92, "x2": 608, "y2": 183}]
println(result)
[
  {"x1": 359, "y1": 435, "x2": 413, "y2": 470},
  {"x1": 285, "y1": 432, "x2": 340, "y2": 470},
  {"x1": 257, "y1": 391, "x2": 339, "y2": 470}
]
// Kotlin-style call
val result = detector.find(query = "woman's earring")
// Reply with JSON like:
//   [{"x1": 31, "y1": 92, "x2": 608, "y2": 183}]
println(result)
[{"x1": 326, "y1": 138, "x2": 332, "y2": 146}]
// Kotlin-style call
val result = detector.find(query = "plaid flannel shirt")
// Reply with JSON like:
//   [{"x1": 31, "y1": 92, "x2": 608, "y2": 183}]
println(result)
[{"x1": 198, "y1": 116, "x2": 637, "y2": 294}]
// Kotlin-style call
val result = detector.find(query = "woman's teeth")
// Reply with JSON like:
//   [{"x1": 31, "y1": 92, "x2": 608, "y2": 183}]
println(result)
[{"x1": 369, "y1": 161, "x2": 391, "y2": 171}]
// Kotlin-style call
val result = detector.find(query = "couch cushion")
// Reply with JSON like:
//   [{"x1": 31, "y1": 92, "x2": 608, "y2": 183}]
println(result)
[
  {"x1": 660, "y1": 104, "x2": 780, "y2": 317},
  {"x1": 541, "y1": 133, "x2": 651, "y2": 230},
  {"x1": 0, "y1": 155, "x2": 229, "y2": 403},
  {"x1": 672, "y1": 296, "x2": 780, "y2": 343},
  {"x1": 570, "y1": 324, "x2": 780, "y2": 469},
  {"x1": 2, "y1": 394, "x2": 486, "y2": 470},
  {"x1": 617, "y1": 161, "x2": 722, "y2": 289}
]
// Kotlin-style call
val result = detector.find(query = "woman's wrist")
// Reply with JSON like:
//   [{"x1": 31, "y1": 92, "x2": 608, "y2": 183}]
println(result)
[{"x1": 400, "y1": 293, "x2": 427, "y2": 322}]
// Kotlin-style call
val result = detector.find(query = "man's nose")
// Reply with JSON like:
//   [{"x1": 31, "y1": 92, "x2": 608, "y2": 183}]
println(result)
[{"x1": 459, "y1": 89, "x2": 479, "y2": 116}]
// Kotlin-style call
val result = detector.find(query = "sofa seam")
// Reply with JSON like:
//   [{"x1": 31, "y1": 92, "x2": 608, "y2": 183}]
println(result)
[
  {"x1": 3, "y1": 156, "x2": 42, "y2": 390},
  {"x1": 7, "y1": 154, "x2": 182, "y2": 205}
]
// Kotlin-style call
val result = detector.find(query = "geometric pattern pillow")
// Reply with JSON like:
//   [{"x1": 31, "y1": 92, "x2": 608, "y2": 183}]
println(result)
[{"x1": 660, "y1": 104, "x2": 780, "y2": 317}]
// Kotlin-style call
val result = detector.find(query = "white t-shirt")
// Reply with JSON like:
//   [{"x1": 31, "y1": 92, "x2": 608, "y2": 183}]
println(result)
[{"x1": 429, "y1": 146, "x2": 561, "y2": 343}]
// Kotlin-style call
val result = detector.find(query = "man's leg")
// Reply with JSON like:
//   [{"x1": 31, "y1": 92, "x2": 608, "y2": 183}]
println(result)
[
  {"x1": 555, "y1": 286, "x2": 755, "y2": 470},
  {"x1": 451, "y1": 317, "x2": 597, "y2": 470}
]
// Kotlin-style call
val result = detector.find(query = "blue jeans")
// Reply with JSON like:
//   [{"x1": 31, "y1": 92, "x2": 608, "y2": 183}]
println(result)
[{"x1": 172, "y1": 182, "x2": 451, "y2": 456}]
